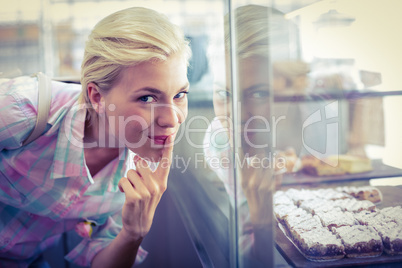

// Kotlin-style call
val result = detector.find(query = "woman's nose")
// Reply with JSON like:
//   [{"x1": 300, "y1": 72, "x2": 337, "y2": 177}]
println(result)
[
  {"x1": 241, "y1": 102, "x2": 253, "y2": 123},
  {"x1": 155, "y1": 104, "x2": 182, "y2": 128}
]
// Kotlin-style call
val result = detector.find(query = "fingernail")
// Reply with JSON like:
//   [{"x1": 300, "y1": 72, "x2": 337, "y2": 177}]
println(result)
[{"x1": 134, "y1": 154, "x2": 140, "y2": 163}]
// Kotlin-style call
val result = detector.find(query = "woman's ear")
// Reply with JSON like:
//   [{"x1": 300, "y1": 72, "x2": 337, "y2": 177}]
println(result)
[{"x1": 87, "y1": 82, "x2": 104, "y2": 113}]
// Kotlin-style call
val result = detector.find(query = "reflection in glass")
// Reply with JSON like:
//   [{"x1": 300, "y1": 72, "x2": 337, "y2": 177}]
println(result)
[{"x1": 204, "y1": 3, "x2": 297, "y2": 267}]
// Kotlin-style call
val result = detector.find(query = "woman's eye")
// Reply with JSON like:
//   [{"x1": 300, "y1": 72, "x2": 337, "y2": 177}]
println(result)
[
  {"x1": 216, "y1": 90, "x2": 232, "y2": 99},
  {"x1": 139, "y1": 95, "x2": 155, "y2": 103},
  {"x1": 174, "y1": 91, "x2": 188, "y2": 99},
  {"x1": 249, "y1": 90, "x2": 269, "y2": 99}
]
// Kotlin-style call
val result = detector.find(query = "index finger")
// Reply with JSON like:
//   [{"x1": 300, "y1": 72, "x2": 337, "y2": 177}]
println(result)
[{"x1": 155, "y1": 135, "x2": 174, "y2": 178}]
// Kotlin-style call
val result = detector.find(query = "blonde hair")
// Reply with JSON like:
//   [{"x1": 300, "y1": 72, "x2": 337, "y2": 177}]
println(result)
[
  {"x1": 225, "y1": 5, "x2": 292, "y2": 59},
  {"x1": 80, "y1": 7, "x2": 191, "y2": 123}
]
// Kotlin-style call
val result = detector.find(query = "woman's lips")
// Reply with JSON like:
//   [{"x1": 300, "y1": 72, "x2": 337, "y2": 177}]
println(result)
[{"x1": 148, "y1": 135, "x2": 173, "y2": 145}]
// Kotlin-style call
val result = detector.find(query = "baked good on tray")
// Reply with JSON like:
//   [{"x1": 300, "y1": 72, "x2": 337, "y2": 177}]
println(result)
[
  {"x1": 274, "y1": 204, "x2": 298, "y2": 224},
  {"x1": 312, "y1": 188, "x2": 352, "y2": 200},
  {"x1": 331, "y1": 225, "x2": 383, "y2": 257},
  {"x1": 274, "y1": 186, "x2": 401, "y2": 262},
  {"x1": 379, "y1": 206, "x2": 402, "y2": 224},
  {"x1": 316, "y1": 210, "x2": 358, "y2": 229},
  {"x1": 299, "y1": 198, "x2": 335, "y2": 215},
  {"x1": 332, "y1": 198, "x2": 376, "y2": 213},
  {"x1": 373, "y1": 221, "x2": 402, "y2": 255},
  {"x1": 336, "y1": 186, "x2": 382, "y2": 203},
  {"x1": 301, "y1": 155, "x2": 346, "y2": 176},
  {"x1": 292, "y1": 227, "x2": 345, "y2": 261},
  {"x1": 301, "y1": 154, "x2": 373, "y2": 176},
  {"x1": 273, "y1": 190, "x2": 294, "y2": 206},
  {"x1": 283, "y1": 208, "x2": 319, "y2": 232},
  {"x1": 284, "y1": 188, "x2": 316, "y2": 206}
]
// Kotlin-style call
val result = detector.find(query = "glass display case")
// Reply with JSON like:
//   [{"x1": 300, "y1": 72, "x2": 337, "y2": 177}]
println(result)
[
  {"x1": 169, "y1": 0, "x2": 402, "y2": 267},
  {"x1": 1, "y1": 0, "x2": 401, "y2": 267}
]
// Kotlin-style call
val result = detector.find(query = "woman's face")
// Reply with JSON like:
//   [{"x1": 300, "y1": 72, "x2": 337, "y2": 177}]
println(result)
[
  {"x1": 213, "y1": 55, "x2": 271, "y2": 155},
  {"x1": 98, "y1": 54, "x2": 189, "y2": 161}
]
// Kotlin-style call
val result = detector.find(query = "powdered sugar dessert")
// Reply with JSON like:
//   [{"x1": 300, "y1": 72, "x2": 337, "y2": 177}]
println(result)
[
  {"x1": 336, "y1": 186, "x2": 382, "y2": 203},
  {"x1": 316, "y1": 210, "x2": 358, "y2": 229},
  {"x1": 331, "y1": 225, "x2": 383, "y2": 257},
  {"x1": 374, "y1": 222, "x2": 402, "y2": 255},
  {"x1": 332, "y1": 198, "x2": 376, "y2": 213},
  {"x1": 274, "y1": 187, "x2": 401, "y2": 262},
  {"x1": 294, "y1": 227, "x2": 345, "y2": 261}
]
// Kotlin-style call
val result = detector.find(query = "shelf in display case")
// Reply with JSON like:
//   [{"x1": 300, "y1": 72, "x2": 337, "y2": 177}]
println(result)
[
  {"x1": 274, "y1": 89, "x2": 402, "y2": 102},
  {"x1": 185, "y1": 89, "x2": 402, "y2": 107},
  {"x1": 282, "y1": 159, "x2": 402, "y2": 186}
]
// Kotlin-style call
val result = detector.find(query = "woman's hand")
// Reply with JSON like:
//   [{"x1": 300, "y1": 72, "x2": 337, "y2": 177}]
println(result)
[
  {"x1": 238, "y1": 150, "x2": 283, "y2": 266},
  {"x1": 239, "y1": 150, "x2": 282, "y2": 226},
  {"x1": 117, "y1": 136, "x2": 173, "y2": 242}
]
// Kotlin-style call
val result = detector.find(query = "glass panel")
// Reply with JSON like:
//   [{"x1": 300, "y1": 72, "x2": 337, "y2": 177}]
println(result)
[
  {"x1": 270, "y1": 0, "x2": 402, "y2": 267},
  {"x1": 225, "y1": 1, "x2": 286, "y2": 267},
  {"x1": 274, "y1": 0, "x2": 402, "y2": 183},
  {"x1": 227, "y1": 0, "x2": 402, "y2": 267}
]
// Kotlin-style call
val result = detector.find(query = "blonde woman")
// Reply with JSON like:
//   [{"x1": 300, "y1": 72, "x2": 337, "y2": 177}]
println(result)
[{"x1": 0, "y1": 7, "x2": 191, "y2": 267}]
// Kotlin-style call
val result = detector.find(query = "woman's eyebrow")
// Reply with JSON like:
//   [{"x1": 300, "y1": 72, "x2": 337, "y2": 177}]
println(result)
[
  {"x1": 134, "y1": 83, "x2": 190, "y2": 95},
  {"x1": 179, "y1": 82, "x2": 190, "y2": 91},
  {"x1": 243, "y1": 83, "x2": 270, "y2": 92},
  {"x1": 136, "y1": 87, "x2": 163, "y2": 95}
]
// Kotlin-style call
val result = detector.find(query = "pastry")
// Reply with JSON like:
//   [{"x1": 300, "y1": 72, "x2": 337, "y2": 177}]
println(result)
[
  {"x1": 328, "y1": 155, "x2": 373, "y2": 174},
  {"x1": 336, "y1": 186, "x2": 382, "y2": 203},
  {"x1": 301, "y1": 155, "x2": 372, "y2": 176},
  {"x1": 313, "y1": 188, "x2": 352, "y2": 201},
  {"x1": 273, "y1": 191, "x2": 294, "y2": 206},
  {"x1": 293, "y1": 227, "x2": 345, "y2": 261},
  {"x1": 285, "y1": 188, "x2": 316, "y2": 206},
  {"x1": 274, "y1": 204, "x2": 298, "y2": 224},
  {"x1": 331, "y1": 225, "x2": 383, "y2": 257},
  {"x1": 332, "y1": 198, "x2": 376, "y2": 213},
  {"x1": 301, "y1": 155, "x2": 346, "y2": 176},
  {"x1": 316, "y1": 210, "x2": 358, "y2": 229},
  {"x1": 274, "y1": 187, "x2": 402, "y2": 261},
  {"x1": 299, "y1": 198, "x2": 335, "y2": 215},
  {"x1": 374, "y1": 222, "x2": 402, "y2": 255},
  {"x1": 380, "y1": 206, "x2": 402, "y2": 224}
]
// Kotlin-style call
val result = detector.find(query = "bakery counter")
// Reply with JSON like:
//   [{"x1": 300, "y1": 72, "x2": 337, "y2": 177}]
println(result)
[{"x1": 274, "y1": 184, "x2": 402, "y2": 267}]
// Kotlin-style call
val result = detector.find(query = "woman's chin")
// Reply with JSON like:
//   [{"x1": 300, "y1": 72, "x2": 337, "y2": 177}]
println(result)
[{"x1": 129, "y1": 147, "x2": 163, "y2": 163}]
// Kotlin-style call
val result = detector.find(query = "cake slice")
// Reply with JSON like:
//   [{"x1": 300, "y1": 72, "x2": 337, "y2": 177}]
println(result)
[
  {"x1": 299, "y1": 198, "x2": 335, "y2": 215},
  {"x1": 331, "y1": 225, "x2": 383, "y2": 258},
  {"x1": 313, "y1": 188, "x2": 352, "y2": 201},
  {"x1": 285, "y1": 188, "x2": 316, "y2": 206},
  {"x1": 289, "y1": 215, "x2": 324, "y2": 244},
  {"x1": 380, "y1": 206, "x2": 402, "y2": 224},
  {"x1": 301, "y1": 155, "x2": 372, "y2": 176},
  {"x1": 336, "y1": 186, "x2": 382, "y2": 203},
  {"x1": 301, "y1": 155, "x2": 346, "y2": 176},
  {"x1": 274, "y1": 204, "x2": 298, "y2": 224},
  {"x1": 316, "y1": 210, "x2": 358, "y2": 229},
  {"x1": 327, "y1": 155, "x2": 373, "y2": 174},
  {"x1": 332, "y1": 198, "x2": 376, "y2": 213},
  {"x1": 293, "y1": 227, "x2": 345, "y2": 261},
  {"x1": 283, "y1": 208, "x2": 310, "y2": 231},
  {"x1": 374, "y1": 222, "x2": 402, "y2": 255},
  {"x1": 354, "y1": 210, "x2": 383, "y2": 226},
  {"x1": 273, "y1": 191, "x2": 294, "y2": 206}
]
